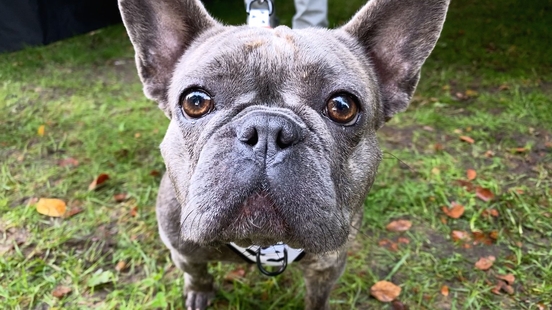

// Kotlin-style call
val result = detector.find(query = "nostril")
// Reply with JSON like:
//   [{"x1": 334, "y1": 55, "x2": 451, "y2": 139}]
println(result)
[
  {"x1": 276, "y1": 130, "x2": 294, "y2": 149},
  {"x1": 245, "y1": 128, "x2": 259, "y2": 147}
]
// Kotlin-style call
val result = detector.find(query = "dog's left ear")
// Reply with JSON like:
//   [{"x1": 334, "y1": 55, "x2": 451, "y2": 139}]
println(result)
[
  {"x1": 342, "y1": 0, "x2": 449, "y2": 125},
  {"x1": 118, "y1": 0, "x2": 221, "y2": 117}
]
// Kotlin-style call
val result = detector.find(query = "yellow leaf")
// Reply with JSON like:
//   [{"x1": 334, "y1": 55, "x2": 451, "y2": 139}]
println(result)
[
  {"x1": 38, "y1": 125, "x2": 45, "y2": 136},
  {"x1": 36, "y1": 198, "x2": 66, "y2": 217}
]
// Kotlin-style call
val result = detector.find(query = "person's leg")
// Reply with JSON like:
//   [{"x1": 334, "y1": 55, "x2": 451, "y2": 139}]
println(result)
[{"x1": 293, "y1": 0, "x2": 328, "y2": 29}]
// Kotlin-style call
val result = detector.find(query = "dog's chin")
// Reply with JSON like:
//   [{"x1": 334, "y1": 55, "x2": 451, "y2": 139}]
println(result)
[{"x1": 218, "y1": 191, "x2": 292, "y2": 246}]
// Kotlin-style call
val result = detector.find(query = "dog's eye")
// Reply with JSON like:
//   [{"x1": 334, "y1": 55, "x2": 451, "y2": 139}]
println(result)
[
  {"x1": 324, "y1": 93, "x2": 359, "y2": 125},
  {"x1": 180, "y1": 89, "x2": 214, "y2": 118}
]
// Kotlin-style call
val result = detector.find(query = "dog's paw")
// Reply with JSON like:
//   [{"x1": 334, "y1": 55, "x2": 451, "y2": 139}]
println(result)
[{"x1": 185, "y1": 290, "x2": 215, "y2": 310}]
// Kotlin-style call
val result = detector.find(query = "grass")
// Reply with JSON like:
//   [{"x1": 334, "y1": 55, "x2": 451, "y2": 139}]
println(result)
[{"x1": 1, "y1": 0, "x2": 551, "y2": 309}]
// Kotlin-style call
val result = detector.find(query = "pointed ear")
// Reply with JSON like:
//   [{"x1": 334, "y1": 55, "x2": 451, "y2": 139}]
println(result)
[
  {"x1": 342, "y1": 0, "x2": 449, "y2": 122},
  {"x1": 118, "y1": 0, "x2": 221, "y2": 116}
]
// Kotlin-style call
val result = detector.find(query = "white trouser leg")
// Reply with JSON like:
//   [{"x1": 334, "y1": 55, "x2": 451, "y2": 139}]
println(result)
[{"x1": 293, "y1": 0, "x2": 328, "y2": 29}]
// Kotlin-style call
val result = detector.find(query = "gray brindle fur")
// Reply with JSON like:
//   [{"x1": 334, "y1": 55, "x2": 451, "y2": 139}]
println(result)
[{"x1": 118, "y1": 0, "x2": 449, "y2": 308}]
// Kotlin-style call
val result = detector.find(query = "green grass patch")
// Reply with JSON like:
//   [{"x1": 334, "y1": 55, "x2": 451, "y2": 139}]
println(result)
[{"x1": 1, "y1": 0, "x2": 551, "y2": 309}]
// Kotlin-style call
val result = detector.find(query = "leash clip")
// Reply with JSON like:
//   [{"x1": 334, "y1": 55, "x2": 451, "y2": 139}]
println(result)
[
  {"x1": 246, "y1": 0, "x2": 274, "y2": 28},
  {"x1": 256, "y1": 245, "x2": 288, "y2": 276}
]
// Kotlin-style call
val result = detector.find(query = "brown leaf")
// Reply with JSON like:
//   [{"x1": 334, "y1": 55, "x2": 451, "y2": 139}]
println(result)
[
  {"x1": 64, "y1": 207, "x2": 84, "y2": 218},
  {"x1": 502, "y1": 284, "x2": 515, "y2": 295},
  {"x1": 491, "y1": 283, "x2": 502, "y2": 295},
  {"x1": 88, "y1": 173, "x2": 110, "y2": 190},
  {"x1": 391, "y1": 300, "x2": 409, "y2": 310},
  {"x1": 386, "y1": 220, "x2": 412, "y2": 232},
  {"x1": 397, "y1": 237, "x2": 410, "y2": 244},
  {"x1": 442, "y1": 202, "x2": 465, "y2": 219},
  {"x1": 36, "y1": 198, "x2": 67, "y2": 217},
  {"x1": 58, "y1": 157, "x2": 79, "y2": 167},
  {"x1": 224, "y1": 267, "x2": 246, "y2": 282},
  {"x1": 476, "y1": 187, "x2": 495, "y2": 202},
  {"x1": 459, "y1": 136, "x2": 475, "y2": 144},
  {"x1": 455, "y1": 180, "x2": 475, "y2": 191},
  {"x1": 440, "y1": 285, "x2": 449, "y2": 297},
  {"x1": 115, "y1": 260, "x2": 127, "y2": 272},
  {"x1": 423, "y1": 126, "x2": 434, "y2": 132},
  {"x1": 114, "y1": 193, "x2": 127, "y2": 202},
  {"x1": 52, "y1": 286, "x2": 72, "y2": 298},
  {"x1": 38, "y1": 125, "x2": 45, "y2": 136},
  {"x1": 466, "y1": 169, "x2": 477, "y2": 181},
  {"x1": 129, "y1": 206, "x2": 138, "y2": 217},
  {"x1": 149, "y1": 170, "x2": 161, "y2": 177},
  {"x1": 451, "y1": 230, "x2": 471, "y2": 242},
  {"x1": 496, "y1": 274, "x2": 515, "y2": 285},
  {"x1": 484, "y1": 150, "x2": 495, "y2": 158},
  {"x1": 475, "y1": 256, "x2": 495, "y2": 270},
  {"x1": 489, "y1": 230, "x2": 499, "y2": 240},
  {"x1": 370, "y1": 280, "x2": 401, "y2": 302},
  {"x1": 512, "y1": 147, "x2": 528, "y2": 153},
  {"x1": 472, "y1": 231, "x2": 493, "y2": 245},
  {"x1": 489, "y1": 209, "x2": 499, "y2": 217},
  {"x1": 434, "y1": 143, "x2": 444, "y2": 151}
]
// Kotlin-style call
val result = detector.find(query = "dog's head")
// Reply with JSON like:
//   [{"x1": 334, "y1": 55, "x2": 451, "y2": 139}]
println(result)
[{"x1": 119, "y1": 0, "x2": 449, "y2": 253}]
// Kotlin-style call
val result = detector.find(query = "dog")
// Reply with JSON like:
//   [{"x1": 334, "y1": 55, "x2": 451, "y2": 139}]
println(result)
[{"x1": 118, "y1": 0, "x2": 449, "y2": 308}]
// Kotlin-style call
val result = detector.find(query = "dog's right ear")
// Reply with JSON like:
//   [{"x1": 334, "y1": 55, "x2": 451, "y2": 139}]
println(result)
[{"x1": 118, "y1": 0, "x2": 221, "y2": 117}]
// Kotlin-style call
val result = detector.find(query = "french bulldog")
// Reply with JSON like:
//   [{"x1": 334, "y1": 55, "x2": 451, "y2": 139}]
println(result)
[{"x1": 118, "y1": 0, "x2": 449, "y2": 309}]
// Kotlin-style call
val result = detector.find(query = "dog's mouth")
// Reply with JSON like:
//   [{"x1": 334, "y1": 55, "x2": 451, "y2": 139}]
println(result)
[{"x1": 219, "y1": 190, "x2": 292, "y2": 247}]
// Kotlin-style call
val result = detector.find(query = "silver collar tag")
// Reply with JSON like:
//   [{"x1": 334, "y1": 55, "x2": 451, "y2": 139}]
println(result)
[{"x1": 246, "y1": 0, "x2": 274, "y2": 28}]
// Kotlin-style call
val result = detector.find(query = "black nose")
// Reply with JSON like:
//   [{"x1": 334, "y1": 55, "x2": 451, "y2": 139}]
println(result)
[{"x1": 237, "y1": 113, "x2": 303, "y2": 155}]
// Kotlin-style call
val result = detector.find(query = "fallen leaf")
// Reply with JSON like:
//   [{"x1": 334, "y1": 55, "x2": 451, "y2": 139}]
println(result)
[
  {"x1": 224, "y1": 267, "x2": 246, "y2": 282},
  {"x1": 496, "y1": 274, "x2": 515, "y2": 285},
  {"x1": 397, "y1": 237, "x2": 410, "y2": 244},
  {"x1": 58, "y1": 157, "x2": 79, "y2": 167},
  {"x1": 451, "y1": 230, "x2": 471, "y2": 242},
  {"x1": 431, "y1": 167, "x2": 441, "y2": 175},
  {"x1": 134, "y1": 132, "x2": 141, "y2": 138},
  {"x1": 52, "y1": 286, "x2": 72, "y2": 298},
  {"x1": 475, "y1": 256, "x2": 495, "y2": 270},
  {"x1": 423, "y1": 126, "x2": 434, "y2": 132},
  {"x1": 484, "y1": 150, "x2": 495, "y2": 157},
  {"x1": 391, "y1": 300, "x2": 409, "y2": 310},
  {"x1": 386, "y1": 220, "x2": 412, "y2": 232},
  {"x1": 489, "y1": 230, "x2": 499, "y2": 240},
  {"x1": 498, "y1": 84, "x2": 509, "y2": 91},
  {"x1": 472, "y1": 231, "x2": 493, "y2": 245},
  {"x1": 378, "y1": 239, "x2": 391, "y2": 247},
  {"x1": 36, "y1": 198, "x2": 67, "y2": 217},
  {"x1": 466, "y1": 169, "x2": 477, "y2": 180},
  {"x1": 512, "y1": 147, "x2": 528, "y2": 153},
  {"x1": 434, "y1": 143, "x2": 444, "y2": 151},
  {"x1": 440, "y1": 285, "x2": 449, "y2": 297},
  {"x1": 476, "y1": 187, "x2": 495, "y2": 202},
  {"x1": 149, "y1": 170, "x2": 161, "y2": 177},
  {"x1": 88, "y1": 173, "x2": 109, "y2": 190},
  {"x1": 370, "y1": 280, "x2": 401, "y2": 302},
  {"x1": 38, "y1": 125, "x2": 45, "y2": 136},
  {"x1": 442, "y1": 202, "x2": 465, "y2": 219},
  {"x1": 491, "y1": 283, "x2": 502, "y2": 295},
  {"x1": 114, "y1": 193, "x2": 127, "y2": 202},
  {"x1": 490, "y1": 209, "x2": 499, "y2": 217},
  {"x1": 64, "y1": 206, "x2": 84, "y2": 218},
  {"x1": 115, "y1": 260, "x2": 127, "y2": 272},
  {"x1": 129, "y1": 206, "x2": 138, "y2": 217},
  {"x1": 453, "y1": 129, "x2": 463, "y2": 134},
  {"x1": 455, "y1": 180, "x2": 475, "y2": 191},
  {"x1": 459, "y1": 136, "x2": 475, "y2": 144},
  {"x1": 502, "y1": 284, "x2": 515, "y2": 295},
  {"x1": 465, "y1": 89, "x2": 478, "y2": 97}
]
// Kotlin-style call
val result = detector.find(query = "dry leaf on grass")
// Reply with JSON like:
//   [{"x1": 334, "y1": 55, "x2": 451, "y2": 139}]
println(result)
[
  {"x1": 440, "y1": 285, "x2": 449, "y2": 297},
  {"x1": 36, "y1": 198, "x2": 67, "y2": 217},
  {"x1": 442, "y1": 202, "x2": 465, "y2": 219},
  {"x1": 391, "y1": 300, "x2": 409, "y2": 310},
  {"x1": 370, "y1": 280, "x2": 401, "y2": 302},
  {"x1": 496, "y1": 274, "x2": 515, "y2": 285},
  {"x1": 89, "y1": 173, "x2": 109, "y2": 190},
  {"x1": 476, "y1": 187, "x2": 495, "y2": 202},
  {"x1": 386, "y1": 220, "x2": 412, "y2": 232},
  {"x1": 114, "y1": 193, "x2": 127, "y2": 202},
  {"x1": 459, "y1": 135, "x2": 475, "y2": 144},
  {"x1": 466, "y1": 169, "x2": 477, "y2": 180},
  {"x1": 451, "y1": 230, "x2": 471, "y2": 242},
  {"x1": 52, "y1": 286, "x2": 72, "y2": 298},
  {"x1": 475, "y1": 256, "x2": 495, "y2": 270},
  {"x1": 58, "y1": 157, "x2": 79, "y2": 167},
  {"x1": 224, "y1": 268, "x2": 246, "y2": 282},
  {"x1": 37, "y1": 125, "x2": 45, "y2": 136},
  {"x1": 115, "y1": 260, "x2": 127, "y2": 272}
]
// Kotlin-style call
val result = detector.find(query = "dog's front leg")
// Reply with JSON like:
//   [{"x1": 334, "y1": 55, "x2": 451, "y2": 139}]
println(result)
[
  {"x1": 169, "y1": 248, "x2": 215, "y2": 310},
  {"x1": 298, "y1": 251, "x2": 348, "y2": 310}
]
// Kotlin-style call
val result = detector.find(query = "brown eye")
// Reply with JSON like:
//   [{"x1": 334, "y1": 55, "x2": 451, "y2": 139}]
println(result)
[
  {"x1": 181, "y1": 90, "x2": 213, "y2": 118},
  {"x1": 325, "y1": 93, "x2": 359, "y2": 125}
]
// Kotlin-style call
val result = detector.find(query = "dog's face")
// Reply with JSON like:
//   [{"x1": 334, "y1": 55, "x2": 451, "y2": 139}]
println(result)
[{"x1": 119, "y1": 0, "x2": 449, "y2": 254}]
